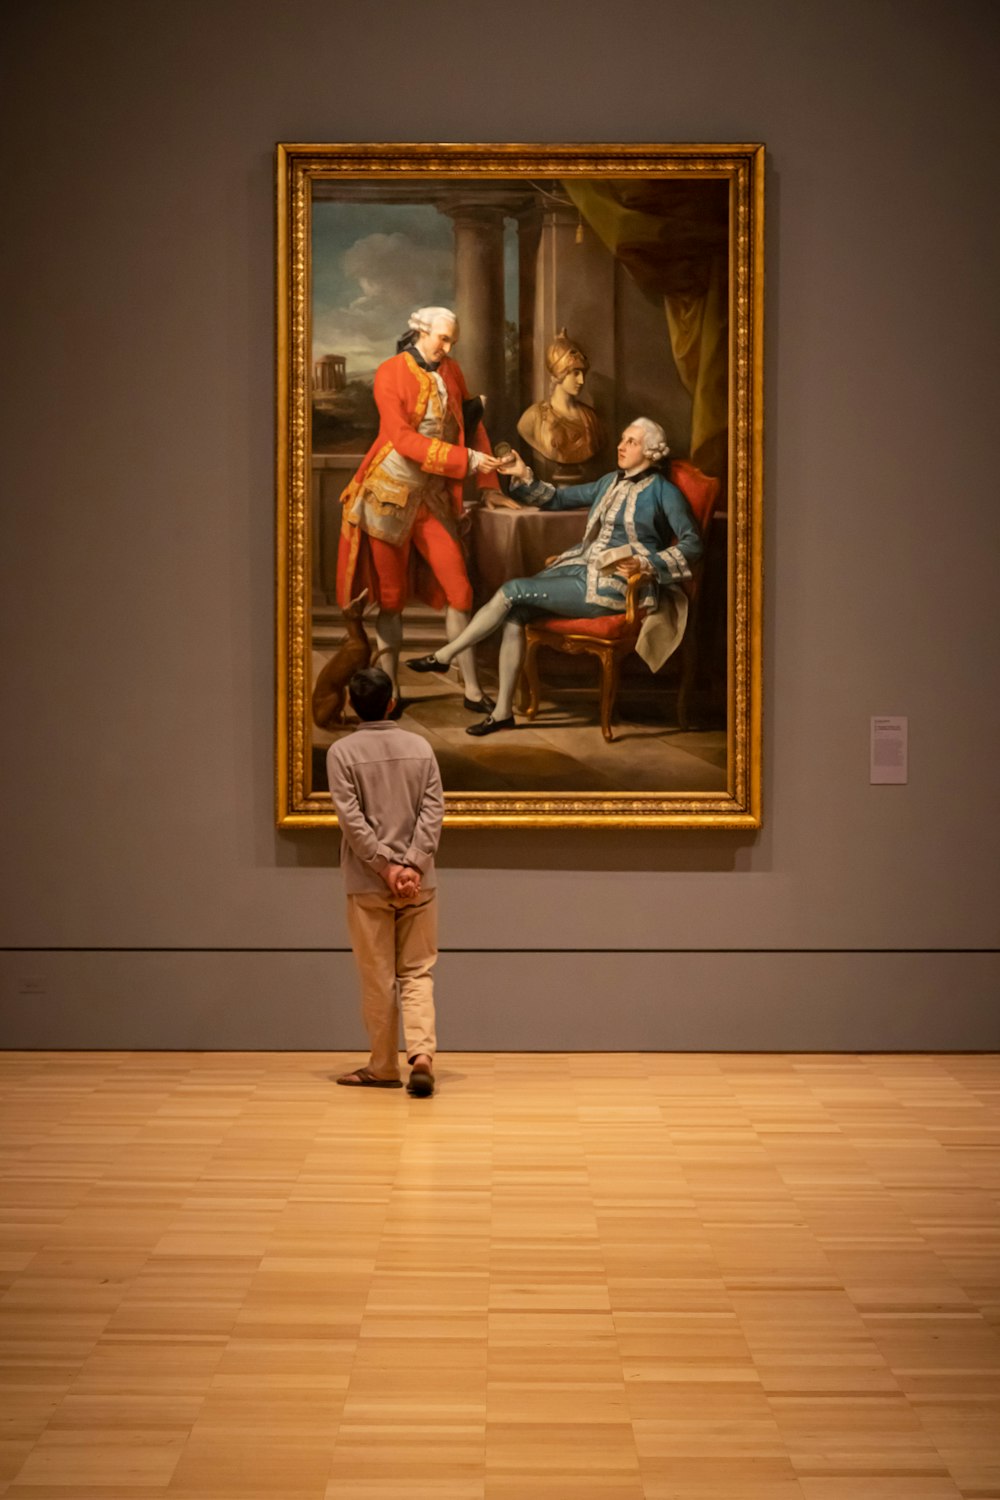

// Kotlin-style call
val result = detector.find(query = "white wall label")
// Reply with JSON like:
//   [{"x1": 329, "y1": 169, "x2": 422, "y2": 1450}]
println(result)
[{"x1": 870, "y1": 716, "x2": 908, "y2": 784}]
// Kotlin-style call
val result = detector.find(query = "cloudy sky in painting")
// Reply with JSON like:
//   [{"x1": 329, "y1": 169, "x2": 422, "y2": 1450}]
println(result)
[{"x1": 311, "y1": 203, "x2": 455, "y2": 377}]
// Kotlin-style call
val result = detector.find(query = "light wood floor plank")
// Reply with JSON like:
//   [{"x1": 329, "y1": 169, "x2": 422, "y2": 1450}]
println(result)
[{"x1": 0, "y1": 1050, "x2": 997, "y2": 1498}]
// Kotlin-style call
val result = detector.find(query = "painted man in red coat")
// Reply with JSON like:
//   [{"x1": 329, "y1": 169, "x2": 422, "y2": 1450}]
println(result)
[{"x1": 336, "y1": 306, "x2": 502, "y2": 713}]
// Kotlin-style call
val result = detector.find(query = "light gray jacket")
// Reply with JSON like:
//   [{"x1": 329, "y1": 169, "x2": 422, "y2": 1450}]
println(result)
[{"x1": 326, "y1": 721, "x2": 444, "y2": 894}]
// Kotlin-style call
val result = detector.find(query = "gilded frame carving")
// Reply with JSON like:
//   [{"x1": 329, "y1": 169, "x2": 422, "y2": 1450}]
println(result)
[{"x1": 276, "y1": 142, "x2": 764, "y2": 828}]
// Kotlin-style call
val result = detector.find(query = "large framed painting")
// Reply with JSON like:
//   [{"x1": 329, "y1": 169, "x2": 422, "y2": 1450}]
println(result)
[{"x1": 276, "y1": 142, "x2": 763, "y2": 827}]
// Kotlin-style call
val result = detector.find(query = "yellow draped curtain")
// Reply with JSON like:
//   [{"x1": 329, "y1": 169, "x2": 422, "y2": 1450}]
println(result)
[{"x1": 563, "y1": 181, "x2": 728, "y2": 479}]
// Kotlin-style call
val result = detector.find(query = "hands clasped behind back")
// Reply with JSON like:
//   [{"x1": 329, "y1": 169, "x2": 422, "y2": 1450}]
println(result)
[{"x1": 383, "y1": 863, "x2": 421, "y2": 901}]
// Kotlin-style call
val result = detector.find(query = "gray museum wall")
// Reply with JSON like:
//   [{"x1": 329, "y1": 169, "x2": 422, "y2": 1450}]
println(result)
[{"x1": 1, "y1": 0, "x2": 998, "y2": 1050}]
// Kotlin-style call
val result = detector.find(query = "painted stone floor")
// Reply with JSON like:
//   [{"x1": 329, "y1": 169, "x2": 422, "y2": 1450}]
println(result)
[{"x1": 311, "y1": 652, "x2": 727, "y2": 795}]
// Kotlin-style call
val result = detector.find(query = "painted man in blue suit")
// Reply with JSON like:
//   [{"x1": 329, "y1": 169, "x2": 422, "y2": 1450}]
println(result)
[{"x1": 408, "y1": 418, "x2": 702, "y2": 735}]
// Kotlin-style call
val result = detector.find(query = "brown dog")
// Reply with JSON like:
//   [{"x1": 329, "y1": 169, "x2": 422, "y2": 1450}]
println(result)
[{"x1": 312, "y1": 590, "x2": 371, "y2": 729}]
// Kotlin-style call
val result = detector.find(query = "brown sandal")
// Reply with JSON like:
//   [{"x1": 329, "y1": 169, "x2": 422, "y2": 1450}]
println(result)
[{"x1": 336, "y1": 1067, "x2": 402, "y2": 1088}]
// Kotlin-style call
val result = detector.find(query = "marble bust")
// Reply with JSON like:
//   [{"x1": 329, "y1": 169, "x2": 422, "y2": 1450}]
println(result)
[{"x1": 517, "y1": 329, "x2": 604, "y2": 474}]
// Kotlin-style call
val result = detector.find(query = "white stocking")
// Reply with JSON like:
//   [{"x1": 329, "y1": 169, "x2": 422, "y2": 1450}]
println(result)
[
  {"x1": 436, "y1": 591, "x2": 510, "y2": 666},
  {"x1": 374, "y1": 610, "x2": 403, "y2": 693},
  {"x1": 494, "y1": 618, "x2": 526, "y2": 720},
  {"x1": 445, "y1": 606, "x2": 483, "y2": 699}
]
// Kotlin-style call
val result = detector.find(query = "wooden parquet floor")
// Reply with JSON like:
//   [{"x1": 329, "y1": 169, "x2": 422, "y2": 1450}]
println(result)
[{"x1": 1, "y1": 1050, "x2": 998, "y2": 1499}]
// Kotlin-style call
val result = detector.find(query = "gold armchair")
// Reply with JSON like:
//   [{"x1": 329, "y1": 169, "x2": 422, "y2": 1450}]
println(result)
[{"x1": 521, "y1": 572, "x2": 648, "y2": 743}]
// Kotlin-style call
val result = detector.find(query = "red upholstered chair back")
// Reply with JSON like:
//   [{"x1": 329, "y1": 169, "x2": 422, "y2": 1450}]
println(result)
[{"x1": 669, "y1": 459, "x2": 721, "y2": 538}]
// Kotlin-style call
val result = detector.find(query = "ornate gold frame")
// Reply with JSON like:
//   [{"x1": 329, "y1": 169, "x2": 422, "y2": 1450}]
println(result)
[{"x1": 276, "y1": 142, "x2": 764, "y2": 828}]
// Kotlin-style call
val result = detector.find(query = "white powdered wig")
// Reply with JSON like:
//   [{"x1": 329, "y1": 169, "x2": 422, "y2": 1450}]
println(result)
[
  {"x1": 409, "y1": 306, "x2": 459, "y2": 338},
  {"x1": 630, "y1": 416, "x2": 670, "y2": 462}
]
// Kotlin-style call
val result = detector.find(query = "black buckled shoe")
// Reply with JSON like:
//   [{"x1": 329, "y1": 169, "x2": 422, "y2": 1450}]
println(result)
[
  {"x1": 407, "y1": 654, "x2": 449, "y2": 673},
  {"x1": 466, "y1": 714, "x2": 516, "y2": 737},
  {"x1": 463, "y1": 694, "x2": 495, "y2": 714}
]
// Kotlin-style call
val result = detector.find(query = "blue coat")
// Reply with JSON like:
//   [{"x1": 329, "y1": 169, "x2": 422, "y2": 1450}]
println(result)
[{"x1": 508, "y1": 468, "x2": 703, "y2": 616}]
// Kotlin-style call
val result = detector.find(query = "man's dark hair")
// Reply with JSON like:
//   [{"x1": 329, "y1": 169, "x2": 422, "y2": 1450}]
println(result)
[{"x1": 348, "y1": 666, "x2": 394, "y2": 722}]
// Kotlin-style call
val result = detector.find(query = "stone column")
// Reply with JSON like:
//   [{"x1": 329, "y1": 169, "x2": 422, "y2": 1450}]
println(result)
[
  {"x1": 443, "y1": 201, "x2": 507, "y2": 436},
  {"x1": 533, "y1": 202, "x2": 616, "y2": 389},
  {"x1": 516, "y1": 208, "x2": 541, "y2": 419},
  {"x1": 532, "y1": 200, "x2": 617, "y2": 471}
]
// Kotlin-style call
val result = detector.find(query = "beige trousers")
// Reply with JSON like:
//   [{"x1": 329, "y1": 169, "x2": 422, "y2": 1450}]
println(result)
[{"x1": 345, "y1": 888, "x2": 438, "y2": 1079}]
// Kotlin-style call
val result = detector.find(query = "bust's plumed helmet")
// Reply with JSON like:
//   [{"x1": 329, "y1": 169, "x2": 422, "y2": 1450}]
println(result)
[{"x1": 546, "y1": 328, "x2": 589, "y2": 381}]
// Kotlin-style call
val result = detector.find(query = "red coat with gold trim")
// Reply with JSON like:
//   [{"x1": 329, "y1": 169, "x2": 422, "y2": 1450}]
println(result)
[{"x1": 336, "y1": 351, "x2": 498, "y2": 610}]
